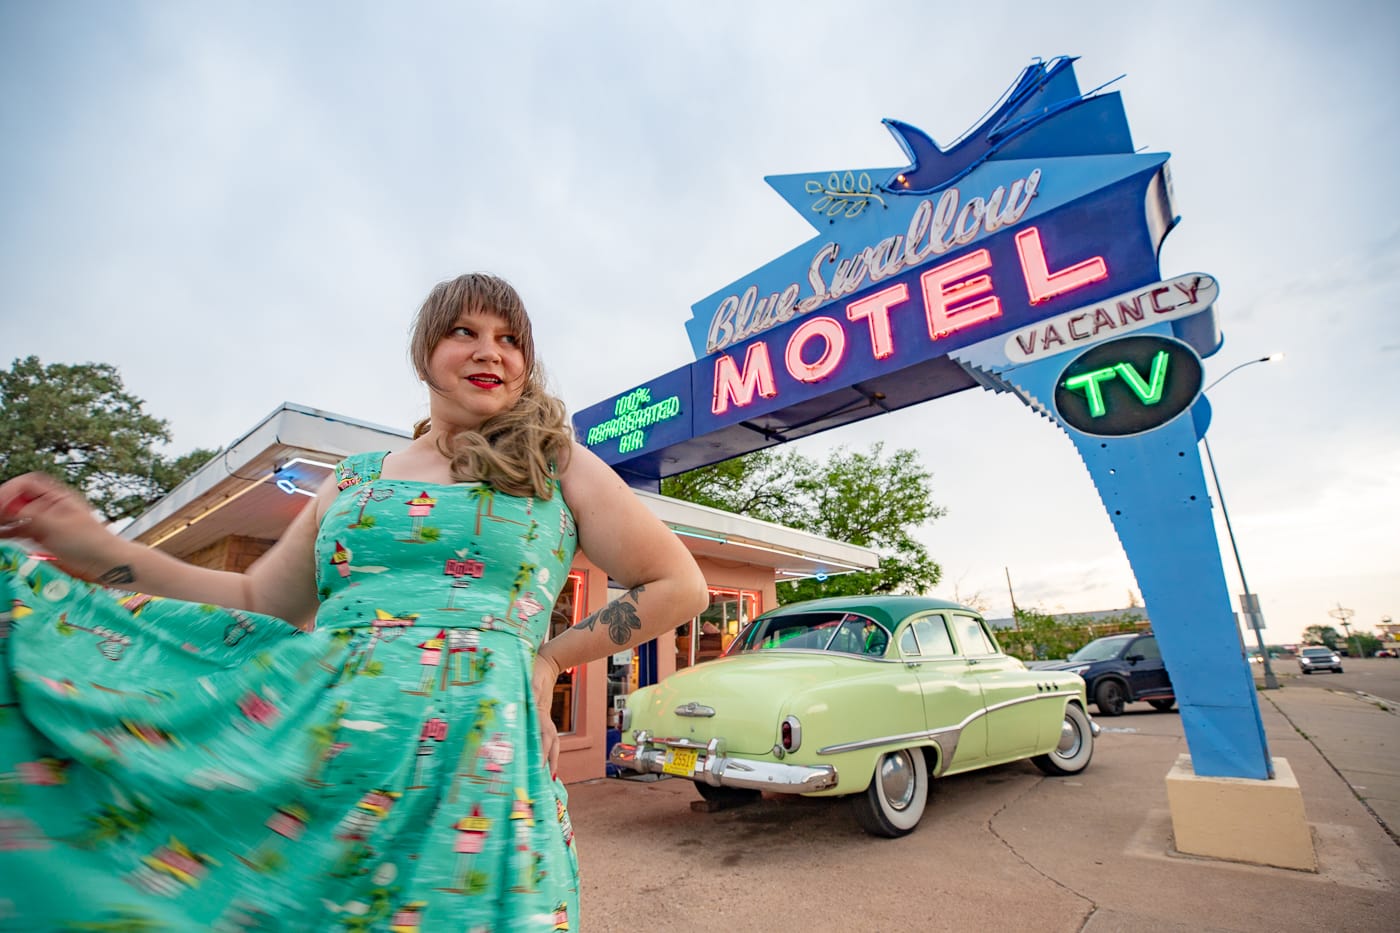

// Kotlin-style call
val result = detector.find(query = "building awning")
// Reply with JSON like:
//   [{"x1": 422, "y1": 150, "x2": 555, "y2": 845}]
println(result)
[
  {"x1": 634, "y1": 490, "x2": 875, "y2": 582},
  {"x1": 120, "y1": 403, "x2": 413, "y2": 555},
  {"x1": 122, "y1": 402, "x2": 878, "y2": 581}
]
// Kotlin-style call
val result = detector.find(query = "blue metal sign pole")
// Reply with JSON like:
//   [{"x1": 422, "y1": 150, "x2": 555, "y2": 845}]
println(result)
[{"x1": 979, "y1": 329, "x2": 1272, "y2": 779}]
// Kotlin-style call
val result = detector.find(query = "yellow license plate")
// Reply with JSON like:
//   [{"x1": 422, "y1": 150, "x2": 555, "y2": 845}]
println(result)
[{"x1": 662, "y1": 747, "x2": 699, "y2": 777}]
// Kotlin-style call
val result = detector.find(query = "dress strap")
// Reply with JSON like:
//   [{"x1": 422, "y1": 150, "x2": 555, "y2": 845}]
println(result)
[{"x1": 333, "y1": 451, "x2": 389, "y2": 492}]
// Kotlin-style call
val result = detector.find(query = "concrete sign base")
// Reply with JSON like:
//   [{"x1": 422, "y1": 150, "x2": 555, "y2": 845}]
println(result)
[{"x1": 1165, "y1": 753, "x2": 1316, "y2": 871}]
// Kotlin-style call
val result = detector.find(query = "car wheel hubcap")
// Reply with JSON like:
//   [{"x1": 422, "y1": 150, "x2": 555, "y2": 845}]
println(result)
[
  {"x1": 1056, "y1": 717, "x2": 1082, "y2": 757},
  {"x1": 879, "y1": 753, "x2": 916, "y2": 810}
]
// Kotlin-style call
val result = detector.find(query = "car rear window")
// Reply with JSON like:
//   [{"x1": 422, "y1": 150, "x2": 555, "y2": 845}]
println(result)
[{"x1": 737, "y1": 612, "x2": 890, "y2": 656}]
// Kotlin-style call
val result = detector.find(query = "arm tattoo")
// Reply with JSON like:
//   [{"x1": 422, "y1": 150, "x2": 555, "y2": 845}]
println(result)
[
  {"x1": 98, "y1": 565, "x2": 136, "y2": 587},
  {"x1": 577, "y1": 585, "x2": 646, "y2": 646}
]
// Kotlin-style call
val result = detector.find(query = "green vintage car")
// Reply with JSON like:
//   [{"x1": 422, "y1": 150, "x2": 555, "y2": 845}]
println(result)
[{"x1": 609, "y1": 595, "x2": 1098, "y2": 837}]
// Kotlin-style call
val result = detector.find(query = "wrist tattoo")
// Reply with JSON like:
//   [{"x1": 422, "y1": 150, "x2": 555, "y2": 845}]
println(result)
[
  {"x1": 577, "y1": 585, "x2": 646, "y2": 646},
  {"x1": 98, "y1": 565, "x2": 136, "y2": 586}
]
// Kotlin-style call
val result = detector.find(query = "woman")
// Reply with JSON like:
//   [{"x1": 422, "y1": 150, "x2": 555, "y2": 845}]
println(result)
[{"x1": 0, "y1": 273, "x2": 709, "y2": 931}]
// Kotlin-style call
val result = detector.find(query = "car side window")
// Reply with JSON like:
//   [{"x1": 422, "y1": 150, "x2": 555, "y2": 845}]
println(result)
[
  {"x1": 1134, "y1": 636, "x2": 1161, "y2": 660},
  {"x1": 909, "y1": 615, "x2": 956, "y2": 658},
  {"x1": 830, "y1": 619, "x2": 868, "y2": 654},
  {"x1": 951, "y1": 615, "x2": 998, "y2": 656},
  {"x1": 860, "y1": 621, "x2": 890, "y2": 656}
]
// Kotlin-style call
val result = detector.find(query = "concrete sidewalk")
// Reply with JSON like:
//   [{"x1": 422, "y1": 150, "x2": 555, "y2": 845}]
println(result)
[
  {"x1": 1264, "y1": 682, "x2": 1399, "y2": 846},
  {"x1": 566, "y1": 684, "x2": 1399, "y2": 932}
]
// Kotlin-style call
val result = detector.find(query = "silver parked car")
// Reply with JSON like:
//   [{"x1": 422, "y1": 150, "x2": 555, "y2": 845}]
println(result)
[{"x1": 1297, "y1": 646, "x2": 1343, "y2": 674}]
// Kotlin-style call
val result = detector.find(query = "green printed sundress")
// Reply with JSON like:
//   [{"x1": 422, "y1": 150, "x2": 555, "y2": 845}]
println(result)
[{"x1": 0, "y1": 451, "x2": 581, "y2": 931}]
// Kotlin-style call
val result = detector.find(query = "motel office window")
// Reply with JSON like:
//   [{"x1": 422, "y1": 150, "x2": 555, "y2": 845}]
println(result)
[
  {"x1": 675, "y1": 587, "x2": 761, "y2": 671},
  {"x1": 604, "y1": 586, "x2": 764, "y2": 723},
  {"x1": 547, "y1": 571, "x2": 587, "y2": 734}
]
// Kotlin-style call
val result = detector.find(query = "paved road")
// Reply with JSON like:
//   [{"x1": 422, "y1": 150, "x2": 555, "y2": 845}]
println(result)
[
  {"x1": 1276, "y1": 656, "x2": 1400, "y2": 706},
  {"x1": 569, "y1": 684, "x2": 1400, "y2": 932}
]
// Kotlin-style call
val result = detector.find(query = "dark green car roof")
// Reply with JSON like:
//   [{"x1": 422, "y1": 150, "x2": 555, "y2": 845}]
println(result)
[{"x1": 759, "y1": 594, "x2": 976, "y2": 630}]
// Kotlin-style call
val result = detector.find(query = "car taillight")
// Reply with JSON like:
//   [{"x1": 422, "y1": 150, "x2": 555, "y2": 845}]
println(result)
[{"x1": 780, "y1": 715, "x2": 802, "y2": 753}]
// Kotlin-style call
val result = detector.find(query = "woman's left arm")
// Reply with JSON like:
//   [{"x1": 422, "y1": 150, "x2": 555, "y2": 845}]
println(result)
[
  {"x1": 531, "y1": 442, "x2": 709, "y2": 767},
  {"x1": 542, "y1": 442, "x2": 708, "y2": 670}
]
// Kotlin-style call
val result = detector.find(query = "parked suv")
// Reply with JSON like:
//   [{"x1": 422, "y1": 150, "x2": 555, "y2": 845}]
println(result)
[
  {"x1": 1037, "y1": 631, "x2": 1175, "y2": 716},
  {"x1": 1297, "y1": 645, "x2": 1344, "y2": 674}
]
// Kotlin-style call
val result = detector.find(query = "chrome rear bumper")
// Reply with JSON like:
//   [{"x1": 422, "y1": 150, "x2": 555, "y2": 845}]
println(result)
[{"x1": 609, "y1": 732, "x2": 838, "y2": 794}]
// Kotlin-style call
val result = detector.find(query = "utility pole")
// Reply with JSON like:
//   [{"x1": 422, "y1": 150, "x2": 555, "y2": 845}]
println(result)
[
  {"x1": 1329, "y1": 604, "x2": 1357, "y2": 657},
  {"x1": 1005, "y1": 567, "x2": 1019, "y2": 627}
]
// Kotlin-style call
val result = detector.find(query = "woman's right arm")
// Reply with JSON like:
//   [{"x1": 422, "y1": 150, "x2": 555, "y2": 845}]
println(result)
[{"x1": 0, "y1": 471, "x2": 331, "y2": 630}]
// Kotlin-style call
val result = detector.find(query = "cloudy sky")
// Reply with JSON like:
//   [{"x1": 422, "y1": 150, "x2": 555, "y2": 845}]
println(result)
[{"x1": 2, "y1": 1, "x2": 1396, "y2": 646}]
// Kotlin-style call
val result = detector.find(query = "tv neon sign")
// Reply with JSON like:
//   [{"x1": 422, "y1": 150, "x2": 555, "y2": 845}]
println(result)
[
  {"x1": 1053, "y1": 335, "x2": 1203, "y2": 437},
  {"x1": 582, "y1": 386, "x2": 683, "y2": 454},
  {"x1": 711, "y1": 224, "x2": 1107, "y2": 415},
  {"x1": 1063, "y1": 352, "x2": 1169, "y2": 416}
]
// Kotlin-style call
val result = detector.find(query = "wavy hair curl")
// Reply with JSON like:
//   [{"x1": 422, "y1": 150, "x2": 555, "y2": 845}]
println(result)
[{"x1": 409, "y1": 273, "x2": 573, "y2": 499}]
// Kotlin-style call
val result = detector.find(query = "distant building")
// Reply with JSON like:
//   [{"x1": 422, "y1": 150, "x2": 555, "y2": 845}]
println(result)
[
  {"x1": 1377, "y1": 617, "x2": 1399, "y2": 651},
  {"x1": 986, "y1": 608, "x2": 1149, "y2": 632}
]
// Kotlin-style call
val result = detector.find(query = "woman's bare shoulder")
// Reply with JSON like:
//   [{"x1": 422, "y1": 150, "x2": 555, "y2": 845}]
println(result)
[
  {"x1": 558, "y1": 441, "x2": 657, "y2": 520},
  {"x1": 558, "y1": 441, "x2": 614, "y2": 490}
]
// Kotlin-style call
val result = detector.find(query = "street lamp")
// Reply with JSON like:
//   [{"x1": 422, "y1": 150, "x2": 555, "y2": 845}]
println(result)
[{"x1": 1201, "y1": 353, "x2": 1285, "y2": 690}]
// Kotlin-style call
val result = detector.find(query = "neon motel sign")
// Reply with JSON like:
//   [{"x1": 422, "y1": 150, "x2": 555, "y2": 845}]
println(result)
[
  {"x1": 708, "y1": 224, "x2": 1110, "y2": 416},
  {"x1": 571, "y1": 58, "x2": 1283, "y2": 783},
  {"x1": 573, "y1": 56, "x2": 1216, "y2": 478}
]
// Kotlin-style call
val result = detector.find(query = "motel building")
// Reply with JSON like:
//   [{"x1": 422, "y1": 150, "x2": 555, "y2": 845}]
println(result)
[{"x1": 121, "y1": 402, "x2": 878, "y2": 784}]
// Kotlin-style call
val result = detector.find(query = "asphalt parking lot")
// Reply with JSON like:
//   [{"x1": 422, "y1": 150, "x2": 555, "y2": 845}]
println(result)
[{"x1": 566, "y1": 682, "x2": 1400, "y2": 932}]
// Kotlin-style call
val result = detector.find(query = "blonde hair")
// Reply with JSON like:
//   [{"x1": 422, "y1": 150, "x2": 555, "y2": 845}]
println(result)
[{"x1": 409, "y1": 273, "x2": 574, "y2": 499}]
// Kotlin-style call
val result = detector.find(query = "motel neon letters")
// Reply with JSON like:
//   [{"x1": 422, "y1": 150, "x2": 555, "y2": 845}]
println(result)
[
  {"x1": 711, "y1": 226, "x2": 1109, "y2": 415},
  {"x1": 704, "y1": 169, "x2": 1044, "y2": 355}
]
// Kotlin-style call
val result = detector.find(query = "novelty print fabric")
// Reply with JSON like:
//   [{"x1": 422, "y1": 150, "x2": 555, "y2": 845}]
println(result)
[{"x1": 0, "y1": 451, "x2": 580, "y2": 931}]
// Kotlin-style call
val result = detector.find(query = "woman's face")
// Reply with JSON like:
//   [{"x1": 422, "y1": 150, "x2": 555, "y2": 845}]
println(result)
[{"x1": 425, "y1": 310, "x2": 528, "y2": 430}]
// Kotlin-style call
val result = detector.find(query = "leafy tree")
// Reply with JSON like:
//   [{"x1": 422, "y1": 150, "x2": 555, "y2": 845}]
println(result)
[
  {"x1": 995, "y1": 607, "x2": 1143, "y2": 662},
  {"x1": 1301, "y1": 624, "x2": 1342, "y2": 649},
  {"x1": 995, "y1": 607, "x2": 1083, "y2": 662},
  {"x1": 0, "y1": 356, "x2": 218, "y2": 522},
  {"x1": 1347, "y1": 632, "x2": 1381, "y2": 658},
  {"x1": 661, "y1": 450, "x2": 801, "y2": 523},
  {"x1": 662, "y1": 443, "x2": 944, "y2": 603}
]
